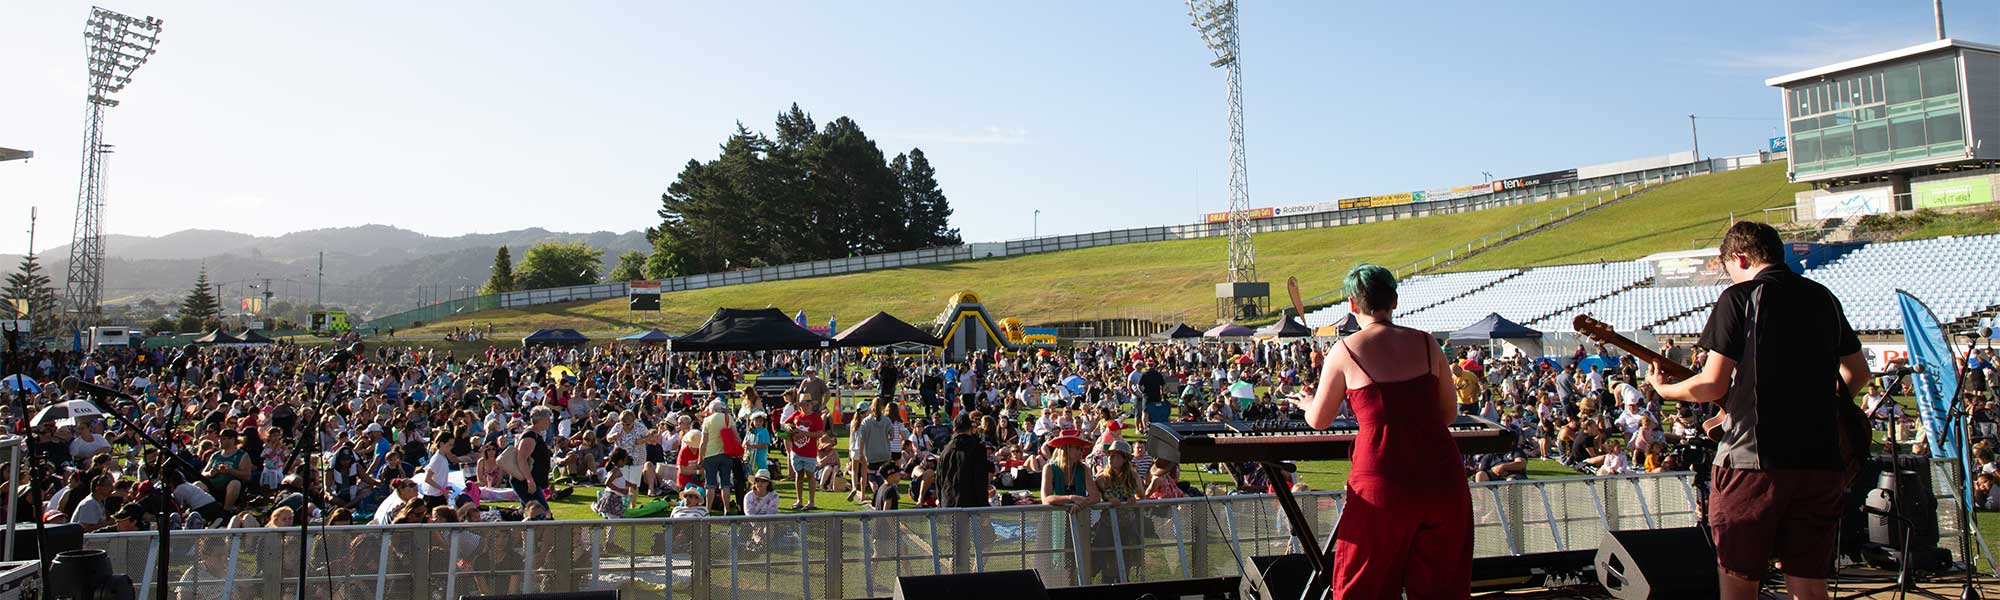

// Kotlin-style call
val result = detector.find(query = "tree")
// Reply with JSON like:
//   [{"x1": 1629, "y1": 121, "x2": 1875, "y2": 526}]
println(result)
[
  {"x1": 179, "y1": 268, "x2": 220, "y2": 323},
  {"x1": 145, "y1": 317, "x2": 175, "y2": 335},
  {"x1": 607, "y1": 250, "x2": 648, "y2": 283},
  {"x1": 650, "y1": 104, "x2": 961, "y2": 277},
  {"x1": 480, "y1": 246, "x2": 516, "y2": 294},
  {"x1": 897, "y1": 148, "x2": 962, "y2": 247},
  {"x1": 1, "y1": 254, "x2": 60, "y2": 334},
  {"x1": 513, "y1": 241, "x2": 604, "y2": 290}
]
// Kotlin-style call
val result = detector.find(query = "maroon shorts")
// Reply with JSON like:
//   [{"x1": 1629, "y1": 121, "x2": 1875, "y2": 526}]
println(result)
[{"x1": 1709, "y1": 465, "x2": 1852, "y2": 580}]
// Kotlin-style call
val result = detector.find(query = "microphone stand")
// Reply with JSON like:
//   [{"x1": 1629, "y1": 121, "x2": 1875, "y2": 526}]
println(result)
[
  {"x1": 1949, "y1": 334, "x2": 1984, "y2": 600},
  {"x1": 280, "y1": 350, "x2": 350, "y2": 600},
  {"x1": 1, "y1": 325, "x2": 49, "y2": 597}
]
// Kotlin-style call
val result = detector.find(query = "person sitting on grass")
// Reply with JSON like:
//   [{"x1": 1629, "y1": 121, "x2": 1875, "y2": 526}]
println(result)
[{"x1": 671, "y1": 487, "x2": 708, "y2": 518}]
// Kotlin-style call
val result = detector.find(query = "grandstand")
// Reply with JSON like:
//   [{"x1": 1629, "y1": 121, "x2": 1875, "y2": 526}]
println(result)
[
  {"x1": 1394, "y1": 262, "x2": 1653, "y2": 333},
  {"x1": 1303, "y1": 233, "x2": 2000, "y2": 338}
]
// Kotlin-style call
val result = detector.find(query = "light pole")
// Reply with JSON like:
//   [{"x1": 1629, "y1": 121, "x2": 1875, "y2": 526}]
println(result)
[
  {"x1": 0, "y1": 148, "x2": 31, "y2": 163},
  {"x1": 1033, "y1": 209, "x2": 1040, "y2": 238}
]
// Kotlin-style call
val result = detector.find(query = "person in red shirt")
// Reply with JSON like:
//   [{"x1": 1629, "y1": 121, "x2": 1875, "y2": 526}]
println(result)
[
  {"x1": 785, "y1": 399, "x2": 825, "y2": 510},
  {"x1": 675, "y1": 430, "x2": 702, "y2": 490}
]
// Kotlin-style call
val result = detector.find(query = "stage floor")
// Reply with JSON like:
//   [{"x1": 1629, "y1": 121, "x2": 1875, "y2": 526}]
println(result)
[{"x1": 1471, "y1": 568, "x2": 2000, "y2": 599}]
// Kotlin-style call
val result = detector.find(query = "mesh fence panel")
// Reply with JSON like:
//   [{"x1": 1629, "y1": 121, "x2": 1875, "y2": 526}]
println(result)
[{"x1": 85, "y1": 471, "x2": 2000, "y2": 600}]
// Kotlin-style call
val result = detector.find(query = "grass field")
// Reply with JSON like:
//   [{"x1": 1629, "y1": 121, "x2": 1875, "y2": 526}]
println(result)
[
  {"x1": 1444, "y1": 161, "x2": 1810, "y2": 272},
  {"x1": 401, "y1": 189, "x2": 1675, "y2": 338}
]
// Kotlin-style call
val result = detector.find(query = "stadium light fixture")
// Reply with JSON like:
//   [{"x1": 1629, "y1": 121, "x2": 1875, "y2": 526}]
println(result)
[{"x1": 0, "y1": 148, "x2": 31, "y2": 163}]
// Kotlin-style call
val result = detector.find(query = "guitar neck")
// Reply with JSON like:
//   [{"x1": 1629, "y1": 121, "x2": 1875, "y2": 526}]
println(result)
[{"x1": 1595, "y1": 336, "x2": 1696, "y2": 381}]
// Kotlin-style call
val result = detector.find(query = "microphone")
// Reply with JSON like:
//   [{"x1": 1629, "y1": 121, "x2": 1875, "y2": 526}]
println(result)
[{"x1": 62, "y1": 376, "x2": 134, "y2": 402}]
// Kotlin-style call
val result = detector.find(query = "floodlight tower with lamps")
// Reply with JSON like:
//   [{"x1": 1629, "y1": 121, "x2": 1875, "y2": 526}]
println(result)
[
  {"x1": 1188, "y1": 0, "x2": 1268, "y2": 321},
  {"x1": 63, "y1": 6, "x2": 162, "y2": 332}
]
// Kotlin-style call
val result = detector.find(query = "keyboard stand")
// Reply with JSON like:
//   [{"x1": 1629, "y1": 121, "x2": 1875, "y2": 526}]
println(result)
[{"x1": 1262, "y1": 460, "x2": 1332, "y2": 600}]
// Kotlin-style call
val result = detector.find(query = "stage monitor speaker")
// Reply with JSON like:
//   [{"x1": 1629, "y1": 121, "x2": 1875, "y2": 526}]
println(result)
[
  {"x1": 1245, "y1": 554, "x2": 1316, "y2": 600},
  {"x1": 458, "y1": 592, "x2": 617, "y2": 600},
  {"x1": 894, "y1": 570, "x2": 1048, "y2": 600},
  {"x1": 8, "y1": 523, "x2": 82, "y2": 566},
  {"x1": 1595, "y1": 527, "x2": 1717, "y2": 600}
]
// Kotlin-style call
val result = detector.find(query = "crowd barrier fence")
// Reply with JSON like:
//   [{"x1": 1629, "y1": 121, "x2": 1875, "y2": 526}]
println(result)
[{"x1": 76, "y1": 463, "x2": 1990, "y2": 600}]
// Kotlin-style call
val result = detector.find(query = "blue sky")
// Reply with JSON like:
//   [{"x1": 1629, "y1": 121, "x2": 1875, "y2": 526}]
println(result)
[{"x1": 1, "y1": 1, "x2": 1993, "y2": 255}]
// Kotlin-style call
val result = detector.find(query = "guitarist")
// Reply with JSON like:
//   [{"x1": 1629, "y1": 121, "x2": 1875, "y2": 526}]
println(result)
[{"x1": 1647, "y1": 222, "x2": 1872, "y2": 600}]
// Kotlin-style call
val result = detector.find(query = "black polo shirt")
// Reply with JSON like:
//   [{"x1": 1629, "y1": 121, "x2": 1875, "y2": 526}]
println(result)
[{"x1": 1696, "y1": 267, "x2": 1861, "y2": 470}]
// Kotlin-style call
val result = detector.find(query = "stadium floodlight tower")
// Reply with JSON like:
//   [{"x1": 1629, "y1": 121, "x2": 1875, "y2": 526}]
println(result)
[
  {"x1": 63, "y1": 7, "x2": 162, "y2": 331},
  {"x1": 1188, "y1": 0, "x2": 1268, "y2": 322}
]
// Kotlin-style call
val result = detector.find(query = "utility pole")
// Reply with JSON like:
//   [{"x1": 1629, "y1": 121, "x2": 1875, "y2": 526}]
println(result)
[
  {"x1": 1689, "y1": 114, "x2": 1701, "y2": 164},
  {"x1": 315, "y1": 251, "x2": 323, "y2": 308},
  {"x1": 1934, "y1": 0, "x2": 1946, "y2": 40},
  {"x1": 259, "y1": 277, "x2": 273, "y2": 324}
]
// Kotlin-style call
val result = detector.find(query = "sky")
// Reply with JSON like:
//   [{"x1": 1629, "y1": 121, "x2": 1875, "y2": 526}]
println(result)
[{"x1": 1, "y1": 1, "x2": 1994, "y2": 256}]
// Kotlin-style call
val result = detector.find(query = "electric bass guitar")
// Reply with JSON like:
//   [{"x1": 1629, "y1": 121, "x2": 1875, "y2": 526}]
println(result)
[{"x1": 1570, "y1": 314, "x2": 1722, "y2": 436}]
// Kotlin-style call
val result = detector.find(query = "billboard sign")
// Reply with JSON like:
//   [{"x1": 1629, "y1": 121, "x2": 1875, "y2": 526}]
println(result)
[
  {"x1": 1203, "y1": 207, "x2": 1274, "y2": 224},
  {"x1": 628, "y1": 280, "x2": 662, "y2": 312},
  {"x1": 1914, "y1": 177, "x2": 1995, "y2": 210},
  {"x1": 1769, "y1": 136, "x2": 1788, "y2": 153},
  {"x1": 1490, "y1": 169, "x2": 1578, "y2": 192},
  {"x1": 1367, "y1": 192, "x2": 1415, "y2": 207},
  {"x1": 1811, "y1": 187, "x2": 1892, "y2": 219},
  {"x1": 1271, "y1": 201, "x2": 1336, "y2": 217}
]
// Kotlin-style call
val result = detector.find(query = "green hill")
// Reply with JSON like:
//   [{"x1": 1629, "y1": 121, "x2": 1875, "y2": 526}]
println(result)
[
  {"x1": 1446, "y1": 161, "x2": 1807, "y2": 272},
  {"x1": 408, "y1": 162, "x2": 1808, "y2": 337}
]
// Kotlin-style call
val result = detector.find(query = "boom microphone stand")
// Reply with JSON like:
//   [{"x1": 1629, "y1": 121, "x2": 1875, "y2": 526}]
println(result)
[
  {"x1": 280, "y1": 346, "x2": 354, "y2": 600},
  {"x1": 1948, "y1": 329, "x2": 1987, "y2": 600},
  {"x1": 63, "y1": 374, "x2": 204, "y2": 600},
  {"x1": 0, "y1": 324, "x2": 50, "y2": 597}
]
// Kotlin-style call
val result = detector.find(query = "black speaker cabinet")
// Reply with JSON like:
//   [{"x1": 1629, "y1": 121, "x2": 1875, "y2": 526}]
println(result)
[
  {"x1": 1245, "y1": 554, "x2": 1317, "y2": 600},
  {"x1": 1595, "y1": 527, "x2": 1718, "y2": 600},
  {"x1": 894, "y1": 570, "x2": 1049, "y2": 600}
]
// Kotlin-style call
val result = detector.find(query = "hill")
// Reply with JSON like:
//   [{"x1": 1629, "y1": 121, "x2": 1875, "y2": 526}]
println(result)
[
  {"x1": 2, "y1": 225, "x2": 651, "y2": 318},
  {"x1": 1445, "y1": 161, "x2": 1806, "y2": 271},
  {"x1": 402, "y1": 188, "x2": 1641, "y2": 337}
]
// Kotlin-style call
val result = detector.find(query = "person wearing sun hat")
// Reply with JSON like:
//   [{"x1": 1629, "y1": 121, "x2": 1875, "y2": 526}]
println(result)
[
  {"x1": 1040, "y1": 428, "x2": 1099, "y2": 570},
  {"x1": 744, "y1": 469, "x2": 780, "y2": 516},
  {"x1": 1090, "y1": 439, "x2": 1145, "y2": 583}
]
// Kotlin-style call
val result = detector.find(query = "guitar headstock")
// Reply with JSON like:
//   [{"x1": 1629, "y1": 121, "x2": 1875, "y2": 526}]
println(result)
[{"x1": 1572, "y1": 314, "x2": 1616, "y2": 345}]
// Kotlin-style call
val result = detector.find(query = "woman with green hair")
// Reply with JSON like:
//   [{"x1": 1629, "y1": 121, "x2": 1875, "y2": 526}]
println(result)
[{"x1": 1290, "y1": 263, "x2": 1471, "y2": 598}]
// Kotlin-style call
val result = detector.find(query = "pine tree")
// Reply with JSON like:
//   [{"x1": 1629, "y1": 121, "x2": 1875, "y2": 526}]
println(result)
[
  {"x1": 607, "y1": 250, "x2": 648, "y2": 282},
  {"x1": 481, "y1": 246, "x2": 516, "y2": 294},
  {"x1": 1, "y1": 254, "x2": 60, "y2": 334},
  {"x1": 899, "y1": 148, "x2": 961, "y2": 246},
  {"x1": 180, "y1": 268, "x2": 220, "y2": 322}
]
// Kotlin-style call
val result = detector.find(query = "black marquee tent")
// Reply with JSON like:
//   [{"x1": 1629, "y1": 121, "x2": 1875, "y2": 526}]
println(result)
[
  {"x1": 669, "y1": 308, "x2": 834, "y2": 352},
  {"x1": 522, "y1": 328, "x2": 591, "y2": 347},
  {"x1": 833, "y1": 312, "x2": 941, "y2": 348},
  {"x1": 1447, "y1": 313, "x2": 1543, "y2": 341},
  {"x1": 1153, "y1": 323, "x2": 1204, "y2": 340},
  {"x1": 1255, "y1": 316, "x2": 1313, "y2": 338},
  {"x1": 190, "y1": 330, "x2": 240, "y2": 345},
  {"x1": 236, "y1": 330, "x2": 274, "y2": 345}
]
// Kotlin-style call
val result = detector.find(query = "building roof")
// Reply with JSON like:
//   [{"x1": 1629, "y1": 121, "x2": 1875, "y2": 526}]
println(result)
[{"x1": 1766, "y1": 38, "x2": 2000, "y2": 87}]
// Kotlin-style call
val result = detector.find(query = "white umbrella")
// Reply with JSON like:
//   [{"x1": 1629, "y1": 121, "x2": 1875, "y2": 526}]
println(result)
[{"x1": 31, "y1": 399, "x2": 103, "y2": 427}]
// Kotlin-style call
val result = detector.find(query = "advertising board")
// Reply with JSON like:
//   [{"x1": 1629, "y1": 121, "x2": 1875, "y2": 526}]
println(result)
[
  {"x1": 1490, "y1": 169, "x2": 1578, "y2": 192},
  {"x1": 1203, "y1": 207, "x2": 1275, "y2": 224},
  {"x1": 1811, "y1": 187, "x2": 1892, "y2": 219},
  {"x1": 1913, "y1": 176, "x2": 1995, "y2": 210}
]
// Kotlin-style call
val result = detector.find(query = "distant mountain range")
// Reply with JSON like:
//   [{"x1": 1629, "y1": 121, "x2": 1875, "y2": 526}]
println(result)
[{"x1": 0, "y1": 225, "x2": 651, "y2": 319}]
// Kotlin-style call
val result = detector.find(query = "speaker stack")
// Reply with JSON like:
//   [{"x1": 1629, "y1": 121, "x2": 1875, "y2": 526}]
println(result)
[{"x1": 894, "y1": 570, "x2": 1050, "y2": 600}]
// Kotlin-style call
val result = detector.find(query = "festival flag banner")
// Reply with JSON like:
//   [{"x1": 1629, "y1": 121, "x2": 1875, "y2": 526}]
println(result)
[{"x1": 1895, "y1": 290, "x2": 1960, "y2": 458}]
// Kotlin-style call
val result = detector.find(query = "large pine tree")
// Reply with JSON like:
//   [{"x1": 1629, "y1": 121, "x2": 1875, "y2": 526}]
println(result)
[
  {"x1": 481, "y1": 246, "x2": 516, "y2": 294},
  {"x1": 1, "y1": 254, "x2": 60, "y2": 334},
  {"x1": 651, "y1": 104, "x2": 960, "y2": 276},
  {"x1": 180, "y1": 268, "x2": 220, "y2": 322}
]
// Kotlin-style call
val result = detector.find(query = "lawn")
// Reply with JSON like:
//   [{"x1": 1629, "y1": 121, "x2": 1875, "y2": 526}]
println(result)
[
  {"x1": 1446, "y1": 161, "x2": 1811, "y2": 272},
  {"x1": 400, "y1": 189, "x2": 1637, "y2": 338}
]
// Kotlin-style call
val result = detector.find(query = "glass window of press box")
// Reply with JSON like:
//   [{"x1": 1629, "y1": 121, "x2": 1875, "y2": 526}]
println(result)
[{"x1": 1785, "y1": 54, "x2": 1964, "y2": 176}]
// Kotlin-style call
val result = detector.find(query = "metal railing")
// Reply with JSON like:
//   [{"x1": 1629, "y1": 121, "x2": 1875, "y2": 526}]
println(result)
[
  {"x1": 73, "y1": 465, "x2": 1991, "y2": 600},
  {"x1": 62, "y1": 473, "x2": 1649, "y2": 599}
]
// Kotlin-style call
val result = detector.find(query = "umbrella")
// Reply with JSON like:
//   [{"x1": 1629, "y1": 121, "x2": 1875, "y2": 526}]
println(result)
[
  {"x1": 0, "y1": 374, "x2": 39, "y2": 394},
  {"x1": 32, "y1": 400, "x2": 103, "y2": 427}
]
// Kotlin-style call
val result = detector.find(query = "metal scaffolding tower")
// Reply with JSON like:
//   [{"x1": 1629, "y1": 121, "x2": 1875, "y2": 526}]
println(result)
[
  {"x1": 63, "y1": 6, "x2": 162, "y2": 331},
  {"x1": 1188, "y1": 0, "x2": 1268, "y2": 320}
]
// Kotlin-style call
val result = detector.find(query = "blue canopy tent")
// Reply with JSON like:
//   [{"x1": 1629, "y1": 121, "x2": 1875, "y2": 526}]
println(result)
[
  {"x1": 1448, "y1": 313, "x2": 1544, "y2": 358},
  {"x1": 617, "y1": 329, "x2": 675, "y2": 344}
]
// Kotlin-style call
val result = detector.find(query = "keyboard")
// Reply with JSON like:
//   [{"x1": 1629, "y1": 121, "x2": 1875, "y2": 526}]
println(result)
[{"x1": 1147, "y1": 415, "x2": 1517, "y2": 465}]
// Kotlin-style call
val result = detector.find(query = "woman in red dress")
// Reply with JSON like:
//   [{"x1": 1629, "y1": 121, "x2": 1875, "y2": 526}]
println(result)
[{"x1": 1293, "y1": 264, "x2": 1471, "y2": 599}]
